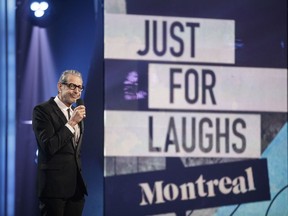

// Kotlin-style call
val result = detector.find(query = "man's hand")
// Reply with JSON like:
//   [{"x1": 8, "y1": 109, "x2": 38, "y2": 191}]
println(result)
[{"x1": 68, "y1": 105, "x2": 86, "y2": 127}]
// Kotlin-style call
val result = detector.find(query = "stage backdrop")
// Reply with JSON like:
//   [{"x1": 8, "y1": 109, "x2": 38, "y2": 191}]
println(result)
[{"x1": 103, "y1": 0, "x2": 287, "y2": 215}]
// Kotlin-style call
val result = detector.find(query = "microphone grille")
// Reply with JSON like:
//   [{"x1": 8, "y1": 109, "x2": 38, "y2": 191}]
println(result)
[{"x1": 76, "y1": 98, "x2": 84, "y2": 106}]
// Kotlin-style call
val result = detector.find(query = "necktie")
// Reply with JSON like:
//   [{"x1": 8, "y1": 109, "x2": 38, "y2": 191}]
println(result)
[{"x1": 67, "y1": 108, "x2": 71, "y2": 120}]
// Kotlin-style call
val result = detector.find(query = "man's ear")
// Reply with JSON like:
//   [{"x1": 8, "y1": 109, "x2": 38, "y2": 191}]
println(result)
[{"x1": 57, "y1": 82, "x2": 62, "y2": 92}]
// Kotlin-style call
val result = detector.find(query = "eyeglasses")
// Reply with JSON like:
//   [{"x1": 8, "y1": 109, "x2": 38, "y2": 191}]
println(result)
[{"x1": 62, "y1": 82, "x2": 84, "y2": 91}]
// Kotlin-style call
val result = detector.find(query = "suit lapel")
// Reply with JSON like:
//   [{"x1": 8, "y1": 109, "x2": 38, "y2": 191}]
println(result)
[
  {"x1": 49, "y1": 98, "x2": 84, "y2": 151},
  {"x1": 49, "y1": 98, "x2": 77, "y2": 150},
  {"x1": 76, "y1": 121, "x2": 84, "y2": 151},
  {"x1": 49, "y1": 98, "x2": 67, "y2": 124}
]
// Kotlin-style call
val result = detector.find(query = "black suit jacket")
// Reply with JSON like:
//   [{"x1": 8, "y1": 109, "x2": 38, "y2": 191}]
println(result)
[{"x1": 32, "y1": 97, "x2": 87, "y2": 198}]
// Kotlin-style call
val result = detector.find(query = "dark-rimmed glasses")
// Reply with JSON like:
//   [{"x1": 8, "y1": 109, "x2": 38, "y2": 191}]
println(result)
[{"x1": 62, "y1": 82, "x2": 84, "y2": 91}]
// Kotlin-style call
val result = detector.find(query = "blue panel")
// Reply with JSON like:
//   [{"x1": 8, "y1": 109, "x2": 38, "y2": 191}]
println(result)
[{"x1": 0, "y1": 0, "x2": 16, "y2": 215}]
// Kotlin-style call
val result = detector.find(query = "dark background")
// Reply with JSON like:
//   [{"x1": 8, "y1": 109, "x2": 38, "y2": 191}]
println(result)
[{"x1": 16, "y1": 0, "x2": 103, "y2": 215}]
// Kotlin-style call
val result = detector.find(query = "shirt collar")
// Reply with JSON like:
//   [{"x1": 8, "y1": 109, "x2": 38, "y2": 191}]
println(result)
[{"x1": 54, "y1": 96, "x2": 72, "y2": 111}]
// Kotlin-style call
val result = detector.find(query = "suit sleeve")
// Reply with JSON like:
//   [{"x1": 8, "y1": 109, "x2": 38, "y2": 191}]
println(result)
[{"x1": 32, "y1": 105, "x2": 74, "y2": 156}]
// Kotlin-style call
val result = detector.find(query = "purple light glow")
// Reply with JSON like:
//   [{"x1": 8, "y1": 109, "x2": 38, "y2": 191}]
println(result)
[{"x1": 20, "y1": 26, "x2": 57, "y2": 122}]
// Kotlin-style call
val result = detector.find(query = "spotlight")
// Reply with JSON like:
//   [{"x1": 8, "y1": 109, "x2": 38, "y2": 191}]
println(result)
[
  {"x1": 30, "y1": 1, "x2": 49, "y2": 18},
  {"x1": 28, "y1": 0, "x2": 62, "y2": 27}
]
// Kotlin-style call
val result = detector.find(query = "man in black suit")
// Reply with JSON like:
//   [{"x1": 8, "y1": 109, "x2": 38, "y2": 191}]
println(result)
[{"x1": 32, "y1": 70, "x2": 88, "y2": 216}]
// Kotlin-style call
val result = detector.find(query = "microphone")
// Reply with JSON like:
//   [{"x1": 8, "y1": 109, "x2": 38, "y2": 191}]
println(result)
[
  {"x1": 76, "y1": 98, "x2": 85, "y2": 126},
  {"x1": 76, "y1": 98, "x2": 84, "y2": 106}
]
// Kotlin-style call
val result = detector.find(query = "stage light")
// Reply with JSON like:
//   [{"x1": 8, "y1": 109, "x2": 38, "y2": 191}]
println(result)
[
  {"x1": 30, "y1": 1, "x2": 49, "y2": 18},
  {"x1": 28, "y1": 0, "x2": 63, "y2": 27}
]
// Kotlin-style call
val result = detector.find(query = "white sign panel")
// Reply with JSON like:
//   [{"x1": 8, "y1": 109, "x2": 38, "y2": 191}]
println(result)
[
  {"x1": 104, "y1": 111, "x2": 261, "y2": 158},
  {"x1": 149, "y1": 64, "x2": 288, "y2": 112},
  {"x1": 105, "y1": 14, "x2": 235, "y2": 63}
]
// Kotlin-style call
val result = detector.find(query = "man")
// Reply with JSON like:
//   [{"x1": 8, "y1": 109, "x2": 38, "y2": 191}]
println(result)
[{"x1": 32, "y1": 70, "x2": 88, "y2": 216}]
